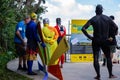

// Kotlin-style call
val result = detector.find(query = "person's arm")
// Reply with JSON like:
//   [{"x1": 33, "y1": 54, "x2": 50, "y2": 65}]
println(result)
[
  {"x1": 113, "y1": 22, "x2": 118, "y2": 35},
  {"x1": 53, "y1": 27, "x2": 59, "y2": 41},
  {"x1": 48, "y1": 28, "x2": 59, "y2": 45},
  {"x1": 55, "y1": 26, "x2": 60, "y2": 37},
  {"x1": 16, "y1": 30, "x2": 24, "y2": 42},
  {"x1": 15, "y1": 23, "x2": 25, "y2": 45},
  {"x1": 110, "y1": 19, "x2": 118, "y2": 35},
  {"x1": 81, "y1": 20, "x2": 93, "y2": 40}
]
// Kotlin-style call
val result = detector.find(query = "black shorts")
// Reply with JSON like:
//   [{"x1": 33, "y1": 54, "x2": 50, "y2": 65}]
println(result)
[{"x1": 15, "y1": 43, "x2": 26, "y2": 57}]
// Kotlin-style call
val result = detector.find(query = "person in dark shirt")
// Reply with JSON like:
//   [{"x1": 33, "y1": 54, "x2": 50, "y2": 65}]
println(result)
[
  {"x1": 81, "y1": 4, "x2": 118, "y2": 79},
  {"x1": 102, "y1": 15, "x2": 118, "y2": 66}
]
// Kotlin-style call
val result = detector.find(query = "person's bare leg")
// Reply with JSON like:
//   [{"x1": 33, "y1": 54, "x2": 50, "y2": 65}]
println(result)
[
  {"x1": 23, "y1": 55, "x2": 27, "y2": 70},
  {"x1": 18, "y1": 57, "x2": 23, "y2": 70},
  {"x1": 61, "y1": 54, "x2": 65, "y2": 68}
]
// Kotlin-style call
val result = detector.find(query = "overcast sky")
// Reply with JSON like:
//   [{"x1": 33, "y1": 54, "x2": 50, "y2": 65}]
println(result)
[{"x1": 41, "y1": 0, "x2": 120, "y2": 33}]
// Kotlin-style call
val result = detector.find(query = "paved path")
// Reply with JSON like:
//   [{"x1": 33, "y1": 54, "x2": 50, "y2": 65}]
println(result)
[{"x1": 7, "y1": 58, "x2": 120, "y2": 80}]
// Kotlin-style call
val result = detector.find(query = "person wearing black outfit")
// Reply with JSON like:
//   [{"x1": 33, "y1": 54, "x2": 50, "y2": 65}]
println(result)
[
  {"x1": 102, "y1": 15, "x2": 118, "y2": 66},
  {"x1": 81, "y1": 4, "x2": 118, "y2": 80}
]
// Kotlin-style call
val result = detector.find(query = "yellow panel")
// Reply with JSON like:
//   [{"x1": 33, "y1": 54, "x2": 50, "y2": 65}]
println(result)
[
  {"x1": 71, "y1": 19, "x2": 88, "y2": 26},
  {"x1": 48, "y1": 36, "x2": 69, "y2": 65},
  {"x1": 70, "y1": 54, "x2": 93, "y2": 62}
]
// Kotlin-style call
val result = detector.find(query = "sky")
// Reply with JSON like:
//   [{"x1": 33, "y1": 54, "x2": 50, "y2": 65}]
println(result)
[{"x1": 41, "y1": 0, "x2": 120, "y2": 33}]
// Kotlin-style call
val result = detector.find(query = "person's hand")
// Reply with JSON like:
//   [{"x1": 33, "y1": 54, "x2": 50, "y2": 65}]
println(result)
[
  {"x1": 41, "y1": 42, "x2": 46, "y2": 48},
  {"x1": 22, "y1": 40, "x2": 25, "y2": 46},
  {"x1": 89, "y1": 36, "x2": 93, "y2": 40},
  {"x1": 49, "y1": 40, "x2": 55, "y2": 45},
  {"x1": 108, "y1": 37, "x2": 113, "y2": 42}
]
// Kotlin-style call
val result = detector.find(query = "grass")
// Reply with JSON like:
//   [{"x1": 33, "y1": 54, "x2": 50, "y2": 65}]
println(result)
[{"x1": 0, "y1": 52, "x2": 32, "y2": 80}]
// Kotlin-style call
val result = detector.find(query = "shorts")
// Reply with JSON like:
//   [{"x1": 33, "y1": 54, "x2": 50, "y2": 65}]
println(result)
[
  {"x1": 110, "y1": 45, "x2": 116, "y2": 53},
  {"x1": 26, "y1": 48, "x2": 38, "y2": 60},
  {"x1": 15, "y1": 43, "x2": 26, "y2": 57}
]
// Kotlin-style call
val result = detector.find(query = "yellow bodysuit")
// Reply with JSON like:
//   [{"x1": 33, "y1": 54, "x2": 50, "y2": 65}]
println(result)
[{"x1": 42, "y1": 24, "x2": 59, "y2": 64}]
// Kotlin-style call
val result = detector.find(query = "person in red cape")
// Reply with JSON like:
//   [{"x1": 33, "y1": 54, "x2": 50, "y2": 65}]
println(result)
[{"x1": 54, "y1": 18, "x2": 66, "y2": 68}]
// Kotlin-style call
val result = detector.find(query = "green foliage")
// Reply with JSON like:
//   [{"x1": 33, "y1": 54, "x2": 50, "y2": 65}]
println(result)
[
  {"x1": 0, "y1": 0, "x2": 17, "y2": 52},
  {"x1": 36, "y1": 6, "x2": 48, "y2": 14},
  {"x1": 0, "y1": 52, "x2": 32, "y2": 80},
  {"x1": 0, "y1": 0, "x2": 47, "y2": 52}
]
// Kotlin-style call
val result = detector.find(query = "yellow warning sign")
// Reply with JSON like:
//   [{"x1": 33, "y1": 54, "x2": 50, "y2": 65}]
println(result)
[{"x1": 70, "y1": 54, "x2": 93, "y2": 62}]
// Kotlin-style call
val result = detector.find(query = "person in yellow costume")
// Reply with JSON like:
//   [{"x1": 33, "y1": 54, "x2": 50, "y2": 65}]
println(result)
[{"x1": 42, "y1": 18, "x2": 59, "y2": 64}]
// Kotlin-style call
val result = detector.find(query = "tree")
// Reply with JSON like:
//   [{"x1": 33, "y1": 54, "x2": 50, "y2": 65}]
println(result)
[{"x1": 0, "y1": 0, "x2": 47, "y2": 52}]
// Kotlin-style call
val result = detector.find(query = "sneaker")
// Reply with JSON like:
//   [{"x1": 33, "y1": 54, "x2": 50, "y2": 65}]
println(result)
[
  {"x1": 60, "y1": 65, "x2": 63, "y2": 68},
  {"x1": 17, "y1": 65, "x2": 23, "y2": 70},
  {"x1": 27, "y1": 72, "x2": 37, "y2": 75},
  {"x1": 17, "y1": 67, "x2": 23, "y2": 70},
  {"x1": 22, "y1": 67, "x2": 28, "y2": 71}
]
